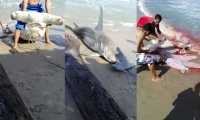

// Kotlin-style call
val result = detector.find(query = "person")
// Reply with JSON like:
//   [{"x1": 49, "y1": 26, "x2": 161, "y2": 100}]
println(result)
[
  {"x1": 137, "y1": 14, "x2": 166, "y2": 45},
  {"x1": 0, "y1": 0, "x2": 7, "y2": 32},
  {"x1": 137, "y1": 23, "x2": 164, "y2": 81},
  {"x1": 10, "y1": 0, "x2": 53, "y2": 53},
  {"x1": 0, "y1": 19, "x2": 6, "y2": 32}
]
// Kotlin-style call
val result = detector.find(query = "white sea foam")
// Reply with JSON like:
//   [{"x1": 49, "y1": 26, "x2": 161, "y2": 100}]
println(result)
[
  {"x1": 137, "y1": 0, "x2": 151, "y2": 16},
  {"x1": 119, "y1": 0, "x2": 135, "y2": 3},
  {"x1": 120, "y1": 22, "x2": 135, "y2": 27},
  {"x1": 65, "y1": 0, "x2": 135, "y2": 33}
]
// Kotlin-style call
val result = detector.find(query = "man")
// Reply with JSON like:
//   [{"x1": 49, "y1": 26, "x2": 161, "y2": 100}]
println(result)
[
  {"x1": 0, "y1": 0, "x2": 7, "y2": 32},
  {"x1": 10, "y1": 0, "x2": 53, "y2": 53},
  {"x1": 137, "y1": 14, "x2": 166, "y2": 45},
  {"x1": 137, "y1": 23, "x2": 164, "y2": 81}
]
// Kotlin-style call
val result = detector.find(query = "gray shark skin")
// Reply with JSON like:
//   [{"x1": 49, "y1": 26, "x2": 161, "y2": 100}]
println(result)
[{"x1": 66, "y1": 7, "x2": 134, "y2": 71}]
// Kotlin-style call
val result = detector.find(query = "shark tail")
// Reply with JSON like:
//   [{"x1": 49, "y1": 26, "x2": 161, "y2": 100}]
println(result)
[
  {"x1": 112, "y1": 58, "x2": 135, "y2": 71},
  {"x1": 65, "y1": 33, "x2": 81, "y2": 51}
]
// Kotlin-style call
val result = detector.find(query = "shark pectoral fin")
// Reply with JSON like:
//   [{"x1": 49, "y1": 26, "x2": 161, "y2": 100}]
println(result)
[
  {"x1": 112, "y1": 59, "x2": 135, "y2": 71},
  {"x1": 27, "y1": 23, "x2": 42, "y2": 28},
  {"x1": 80, "y1": 52, "x2": 101, "y2": 57},
  {"x1": 95, "y1": 7, "x2": 103, "y2": 31}
]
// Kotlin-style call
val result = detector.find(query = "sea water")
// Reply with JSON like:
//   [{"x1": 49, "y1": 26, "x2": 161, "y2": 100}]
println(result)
[
  {"x1": 0, "y1": 0, "x2": 135, "y2": 33},
  {"x1": 138, "y1": 0, "x2": 200, "y2": 49},
  {"x1": 65, "y1": 0, "x2": 136, "y2": 33}
]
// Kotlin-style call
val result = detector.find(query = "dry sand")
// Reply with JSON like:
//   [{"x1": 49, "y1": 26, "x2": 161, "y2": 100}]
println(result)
[
  {"x1": 66, "y1": 25, "x2": 136, "y2": 119},
  {"x1": 0, "y1": 25, "x2": 81, "y2": 120},
  {"x1": 137, "y1": 6, "x2": 200, "y2": 120}
]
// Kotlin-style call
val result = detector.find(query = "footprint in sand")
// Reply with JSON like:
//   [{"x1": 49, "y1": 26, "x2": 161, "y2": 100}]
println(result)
[
  {"x1": 30, "y1": 104, "x2": 44, "y2": 113},
  {"x1": 130, "y1": 85, "x2": 135, "y2": 91},
  {"x1": 27, "y1": 82, "x2": 34, "y2": 90},
  {"x1": 18, "y1": 82, "x2": 25, "y2": 87}
]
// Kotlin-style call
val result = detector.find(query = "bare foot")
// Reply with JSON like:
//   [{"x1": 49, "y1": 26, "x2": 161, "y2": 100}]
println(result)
[
  {"x1": 152, "y1": 76, "x2": 164, "y2": 82},
  {"x1": 9, "y1": 47, "x2": 18, "y2": 53},
  {"x1": 45, "y1": 40, "x2": 54, "y2": 45}
]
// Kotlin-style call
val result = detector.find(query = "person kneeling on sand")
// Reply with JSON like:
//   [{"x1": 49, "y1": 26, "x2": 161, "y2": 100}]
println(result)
[
  {"x1": 10, "y1": 0, "x2": 53, "y2": 53},
  {"x1": 137, "y1": 14, "x2": 166, "y2": 47},
  {"x1": 137, "y1": 23, "x2": 164, "y2": 82}
]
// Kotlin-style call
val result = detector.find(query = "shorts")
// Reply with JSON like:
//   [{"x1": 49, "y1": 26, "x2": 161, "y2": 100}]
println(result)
[
  {"x1": 137, "y1": 53, "x2": 155, "y2": 66},
  {"x1": 16, "y1": 3, "x2": 46, "y2": 30}
]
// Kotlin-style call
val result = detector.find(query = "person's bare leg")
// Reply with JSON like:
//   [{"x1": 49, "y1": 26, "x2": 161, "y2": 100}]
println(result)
[
  {"x1": 10, "y1": 29, "x2": 20, "y2": 53},
  {"x1": 0, "y1": 19, "x2": 5, "y2": 30},
  {"x1": 148, "y1": 63, "x2": 162, "y2": 81},
  {"x1": 141, "y1": 41, "x2": 144, "y2": 48},
  {"x1": 44, "y1": 26, "x2": 53, "y2": 44}
]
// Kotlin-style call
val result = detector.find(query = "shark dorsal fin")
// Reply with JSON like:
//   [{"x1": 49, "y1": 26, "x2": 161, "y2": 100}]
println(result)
[{"x1": 95, "y1": 7, "x2": 103, "y2": 31}]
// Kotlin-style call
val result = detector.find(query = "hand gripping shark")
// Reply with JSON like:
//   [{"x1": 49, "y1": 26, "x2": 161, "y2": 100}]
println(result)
[{"x1": 65, "y1": 7, "x2": 134, "y2": 71}]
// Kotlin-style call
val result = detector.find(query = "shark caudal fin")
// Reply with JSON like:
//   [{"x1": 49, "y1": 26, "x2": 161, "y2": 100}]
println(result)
[
  {"x1": 112, "y1": 58, "x2": 135, "y2": 71},
  {"x1": 95, "y1": 7, "x2": 103, "y2": 31}
]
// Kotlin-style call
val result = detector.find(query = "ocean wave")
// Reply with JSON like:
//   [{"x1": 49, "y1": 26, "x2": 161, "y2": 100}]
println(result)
[
  {"x1": 137, "y1": 0, "x2": 151, "y2": 16},
  {"x1": 120, "y1": 22, "x2": 135, "y2": 27},
  {"x1": 119, "y1": 0, "x2": 135, "y2": 3},
  {"x1": 104, "y1": 23, "x2": 115, "y2": 26}
]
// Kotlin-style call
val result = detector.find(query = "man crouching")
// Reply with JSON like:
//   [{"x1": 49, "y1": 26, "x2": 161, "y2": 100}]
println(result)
[{"x1": 137, "y1": 23, "x2": 164, "y2": 82}]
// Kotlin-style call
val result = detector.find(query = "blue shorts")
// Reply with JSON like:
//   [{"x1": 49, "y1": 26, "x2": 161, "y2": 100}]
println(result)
[
  {"x1": 16, "y1": 3, "x2": 46, "y2": 30},
  {"x1": 137, "y1": 54, "x2": 155, "y2": 66}
]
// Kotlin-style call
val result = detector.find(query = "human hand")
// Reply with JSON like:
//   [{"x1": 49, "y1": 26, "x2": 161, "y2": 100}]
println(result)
[
  {"x1": 146, "y1": 36, "x2": 151, "y2": 40},
  {"x1": 162, "y1": 36, "x2": 166, "y2": 40},
  {"x1": 156, "y1": 38, "x2": 161, "y2": 43}
]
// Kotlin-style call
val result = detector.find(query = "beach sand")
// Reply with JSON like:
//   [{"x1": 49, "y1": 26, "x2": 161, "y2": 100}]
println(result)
[
  {"x1": 137, "y1": 7, "x2": 200, "y2": 120},
  {"x1": 137, "y1": 63, "x2": 200, "y2": 120},
  {"x1": 65, "y1": 25, "x2": 136, "y2": 119},
  {"x1": 0, "y1": 25, "x2": 82, "y2": 120}
]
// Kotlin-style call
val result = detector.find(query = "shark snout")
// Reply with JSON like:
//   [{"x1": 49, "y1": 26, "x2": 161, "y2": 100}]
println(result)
[
  {"x1": 55, "y1": 17, "x2": 64, "y2": 25},
  {"x1": 11, "y1": 12, "x2": 17, "y2": 20}
]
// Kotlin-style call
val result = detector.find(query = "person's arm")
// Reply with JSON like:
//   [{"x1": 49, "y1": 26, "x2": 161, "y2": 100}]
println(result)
[
  {"x1": 20, "y1": 0, "x2": 28, "y2": 23},
  {"x1": 148, "y1": 34, "x2": 160, "y2": 42},
  {"x1": 45, "y1": 0, "x2": 51, "y2": 14},
  {"x1": 157, "y1": 28, "x2": 166, "y2": 40},
  {"x1": 22, "y1": 0, "x2": 28, "y2": 11}
]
